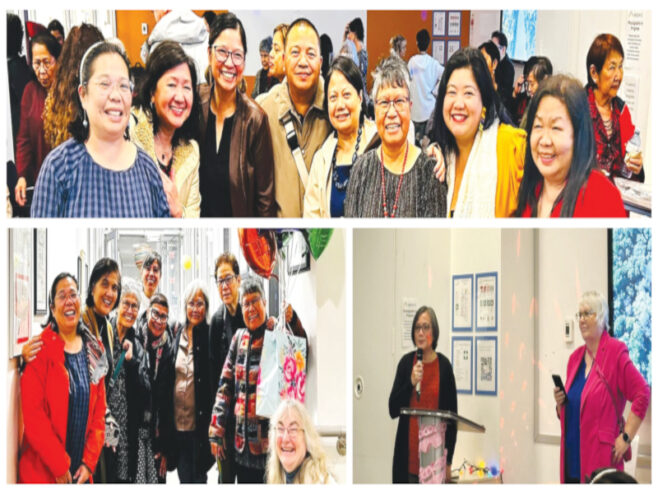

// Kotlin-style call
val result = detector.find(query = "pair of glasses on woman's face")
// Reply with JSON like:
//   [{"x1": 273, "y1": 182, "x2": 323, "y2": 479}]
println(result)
[
  {"x1": 212, "y1": 46, "x2": 245, "y2": 66},
  {"x1": 276, "y1": 425, "x2": 303, "y2": 439},
  {"x1": 575, "y1": 311, "x2": 596, "y2": 319},
  {"x1": 375, "y1": 97, "x2": 409, "y2": 113},
  {"x1": 414, "y1": 323, "x2": 431, "y2": 334}
]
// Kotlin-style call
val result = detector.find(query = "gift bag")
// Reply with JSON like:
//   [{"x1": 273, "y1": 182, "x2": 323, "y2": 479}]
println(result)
[{"x1": 256, "y1": 324, "x2": 307, "y2": 417}]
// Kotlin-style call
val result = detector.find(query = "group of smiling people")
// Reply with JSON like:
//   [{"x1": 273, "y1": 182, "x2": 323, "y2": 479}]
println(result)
[
  {"x1": 18, "y1": 251, "x2": 333, "y2": 484},
  {"x1": 11, "y1": 8, "x2": 641, "y2": 219}
]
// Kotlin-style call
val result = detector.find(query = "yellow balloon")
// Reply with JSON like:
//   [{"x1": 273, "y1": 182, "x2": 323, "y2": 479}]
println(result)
[{"x1": 183, "y1": 254, "x2": 192, "y2": 270}]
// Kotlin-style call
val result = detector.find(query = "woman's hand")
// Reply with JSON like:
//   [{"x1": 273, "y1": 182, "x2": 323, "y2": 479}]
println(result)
[
  {"x1": 612, "y1": 434, "x2": 630, "y2": 464},
  {"x1": 427, "y1": 143, "x2": 446, "y2": 182},
  {"x1": 14, "y1": 177, "x2": 27, "y2": 206},
  {"x1": 553, "y1": 386, "x2": 566, "y2": 414},
  {"x1": 21, "y1": 335, "x2": 43, "y2": 363},
  {"x1": 513, "y1": 75, "x2": 525, "y2": 97},
  {"x1": 154, "y1": 452, "x2": 167, "y2": 478},
  {"x1": 73, "y1": 464, "x2": 91, "y2": 484},
  {"x1": 55, "y1": 470, "x2": 72, "y2": 483},
  {"x1": 122, "y1": 339, "x2": 133, "y2": 361},
  {"x1": 626, "y1": 153, "x2": 643, "y2": 175},
  {"x1": 411, "y1": 360, "x2": 423, "y2": 387},
  {"x1": 159, "y1": 169, "x2": 183, "y2": 218},
  {"x1": 211, "y1": 442, "x2": 226, "y2": 461}
]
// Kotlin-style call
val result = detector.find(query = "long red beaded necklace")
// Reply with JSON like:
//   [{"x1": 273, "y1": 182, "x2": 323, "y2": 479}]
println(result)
[{"x1": 379, "y1": 142, "x2": 408, "y2": 218}]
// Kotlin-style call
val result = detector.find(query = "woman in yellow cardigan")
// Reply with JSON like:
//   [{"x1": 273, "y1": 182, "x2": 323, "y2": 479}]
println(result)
[
  {"x1": 427, "y1": 47, "x2": 525, "y2": 218},
  {"x1": 130, "y1": 41, "x2": 201, "y2": 218}
]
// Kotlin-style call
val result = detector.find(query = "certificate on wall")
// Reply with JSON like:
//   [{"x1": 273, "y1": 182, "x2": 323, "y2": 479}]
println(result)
[
  {"x1": 10, "y1": 229, "x2": 33, "y2": 357},
  {"x1": 432, "y1": 40, "x2": 445, "y2": 65},
  {"x1": 452, "y1": 336, "x2": 473, "y2": 394},
  {"x1": 401, "y1": 298, "x2": 418, "y2": 348},
  {"x1": 475, "y1": 336, "x2": 498, "y2": 395},
  {"x1": 447, "y1": 11, "x2": 461, "y2": 37},
  {"x1": 476, "y1": 272, "x2": 497, "y2": 331},
  {"x1": 452, "y1": 274, "x2": 473, "y2": 331},
  {"x1": 447, "y1": 40, "x2": 461, "y2": 61},
  {"x1": 432, "y1": 11, "x2": 446, "y2": 36}
]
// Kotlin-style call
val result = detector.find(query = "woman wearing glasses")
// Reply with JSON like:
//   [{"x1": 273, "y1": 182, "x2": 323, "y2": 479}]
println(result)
[
  {"x1": 266, "y1": 399, "x2": 333, "y2": 483},
  {"x1": 198, "y1": 12, "x2": 275, "y2": 217},
  {"x1": 345, "y1": 56, "x2": 447, "y2": 217},
  {"x1": 170, "y1": 281, "x2": 217, "y2": 483},
  {"x1": 388, "y1": 306, "x2": 457, "y2": 483},
  {"x1": 19, "y1": 273, "x2": 107, "y2": 483},
  {"x1": 553, "y1": 291, "x2": 649, "y2": 483},
  {"x1": 31, "y1": 41, "x2": 170, "y2": 217},
  {"x1": 130, "y1": 41, "x2": 202, "y2": 218},
  {"x1": 14, "y1": 32, "x2": 61, "y2": 215}
]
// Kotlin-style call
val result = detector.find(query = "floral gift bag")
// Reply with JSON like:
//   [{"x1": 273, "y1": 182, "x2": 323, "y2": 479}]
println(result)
[{"x1": 256, "y1": 324, "x2": 307, "y2": 417}]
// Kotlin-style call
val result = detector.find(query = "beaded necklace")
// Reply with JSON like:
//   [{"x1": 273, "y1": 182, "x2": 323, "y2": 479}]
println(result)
[
  {"x1": 332, "y1": 125, "x2": 363, "y2": 191},
  {"x1": 379, "y1": 142, "x2": 408, "y2": 218}
]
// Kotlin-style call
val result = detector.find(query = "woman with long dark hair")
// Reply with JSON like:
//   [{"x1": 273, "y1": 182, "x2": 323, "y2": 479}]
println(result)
[{"x1": 515, "y1": 75, "x2": 626, "y2": 217}]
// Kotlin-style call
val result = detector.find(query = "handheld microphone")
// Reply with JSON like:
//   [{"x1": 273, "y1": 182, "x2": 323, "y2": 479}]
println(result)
[{"x1": 416, "y1": 348, "x2": 423, "y2": 399}]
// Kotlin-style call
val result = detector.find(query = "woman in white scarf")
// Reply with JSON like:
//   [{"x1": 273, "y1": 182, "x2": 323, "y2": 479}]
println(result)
[{"x1": 426, "y1": 47, "x2": 526, "y2": 218}]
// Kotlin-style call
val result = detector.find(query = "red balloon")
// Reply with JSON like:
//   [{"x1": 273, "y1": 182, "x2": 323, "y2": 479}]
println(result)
[{"x1": 238, "y1": 229, "x2": 277, "y2": 279}]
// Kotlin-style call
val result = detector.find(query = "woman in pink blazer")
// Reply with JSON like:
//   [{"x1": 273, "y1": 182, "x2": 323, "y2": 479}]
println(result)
[{"x1": 553, "y1": 291, "x2": 649, "y2": 483}]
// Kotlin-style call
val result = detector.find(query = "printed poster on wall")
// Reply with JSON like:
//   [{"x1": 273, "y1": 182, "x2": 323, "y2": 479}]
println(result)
[
  {"x1": 432, "y1": 40, "x2": 445, "y2": 65},
  {"x1": 452, "y1": 274, "x2": 472, "y2": 331},
  {"x1": 401, "y1": 298, "x2": 418, "y2": 348},
  {"x1": 476, "y1": 272, "x2": 497, "y2": 331},
  {"x1": 452, "y1": 336, "x2": 473, "y2": 394},
  {"x1": 475, "y1": 336, "x2": 497, "y2": 395},
  {"x1": 447, "y1": 40, "x2": 461, "y2": 61},
  {"x1": 432, "y1": 11, "x2": 446, "y2": 37},
  {"x1": 447, "y1": 11, "x2": 461, "y2": 36}
]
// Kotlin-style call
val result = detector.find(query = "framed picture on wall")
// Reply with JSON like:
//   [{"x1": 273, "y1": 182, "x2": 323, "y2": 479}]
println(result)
[
  {"x1": 447, "y1": 40, "x2": 461, "y2": 60},
  {"x1": 475, "y1": 336, "x2": 498, "y2": 395},
  {"x1": 475, "y1": 272, "x2": 497, "y2": 331},
  {"x1": 34, "y1": 229, "x2": 48, "y2": 315},
  {"x1": 432, "y1": 40, "x2": 445, "y2": 65},
  {"x1": 452, "y1": 274, "x2": 473, "y2": 331},
  {"x1": 432, "y1": 11, "x2": 446, "y2": 36},
  {"x1": 452, "y1": 336, "x2": 473, "y2": 394},
  {"x1": 447, "y1": 11, "x2": 461, "y2": 37},
  {"x1": 10, "y1": 229, "x2": 33, "y2": 357}
]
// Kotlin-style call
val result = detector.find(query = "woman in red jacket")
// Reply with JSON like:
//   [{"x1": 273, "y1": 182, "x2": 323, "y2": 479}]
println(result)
[
  {"x1": 19, "y1": 273, "x2": 108, "y2": 483},
  {"x1": 515, "y1": 75, "x2": 626, "y2": 218}
]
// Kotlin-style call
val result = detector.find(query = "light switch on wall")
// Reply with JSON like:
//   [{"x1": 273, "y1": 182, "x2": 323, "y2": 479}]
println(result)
[
  {"x1": 141, "y1": 23, "x2": 148, "y2": 35},
  {"x1": 564, "y1": 319, "x2": 574, "y2": 343}
]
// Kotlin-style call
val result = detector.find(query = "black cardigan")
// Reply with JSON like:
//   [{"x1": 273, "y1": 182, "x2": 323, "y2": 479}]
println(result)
[{"x1": 388, "y1": 351, "x2": 458, "y2": 483}]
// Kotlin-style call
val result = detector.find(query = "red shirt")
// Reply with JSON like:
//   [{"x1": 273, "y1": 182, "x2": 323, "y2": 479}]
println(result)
[
  {"x1": 521, "y1": 170, "x2": 627, "y2": 217},
  {"x1": 16, "y1": 80, "x2": 51, "y2": 185},
  {"x1": 407, "y1": 357, "x2": 440, "y2": 475}
]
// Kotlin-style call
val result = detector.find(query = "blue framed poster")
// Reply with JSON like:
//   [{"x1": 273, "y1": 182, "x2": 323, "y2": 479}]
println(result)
[
  {"x1": 475, "y1": 271, "x2": 498, "y2": 331},
  {"x1": 452, "y1": 336, "x2": 473, "y2": 394},
  {"x1": 452, "y1": 274, "x2": 473, "y2": 331},
  {"x1": 475, "y1": 336, "x2": 497, "y2": 396}
]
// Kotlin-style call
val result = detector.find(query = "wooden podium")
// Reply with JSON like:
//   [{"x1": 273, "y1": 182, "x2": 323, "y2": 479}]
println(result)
[{"x1": 400, "y1": 408, "x2": 485, "y2": 484}]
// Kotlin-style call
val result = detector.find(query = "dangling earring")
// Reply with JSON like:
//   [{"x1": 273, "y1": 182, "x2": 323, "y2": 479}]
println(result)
[
  {"x1": 82, "y1": 110, "x2": 88, "y2": 129},
  {"x1": 150, "y1": 100, "x2": 155, "y2": 116},
  {"x1": 479, "y1": 107, "x2": 486, "y2": 133}
]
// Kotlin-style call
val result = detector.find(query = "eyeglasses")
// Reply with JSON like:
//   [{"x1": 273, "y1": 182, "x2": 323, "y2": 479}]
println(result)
[
  {"x1": 217, "y1": 275, "x2": 237, "y2": 286},
  {"x1": 575, "y1": 311, "x2": 596, "y2": 319},
  {"x1": 120, "y1": 300, "x2": 139, "y2": 312},
  {"x1": 54, "y1": 291, "x2": 79, "y2": 304},
  {"x1": 375, "y1": 97, "x2": 409, "y2": 113},
  {"x1": 212, "y1": 46, "x2": 245, "y2": 66},
  {"x1": 276, "y1": 425, "x2": 303, "y2": 439},
  {"x1": 89, "y1": 78, "x2": 134, "y2": 96},
  {"x1": 32, "y1": 57, "x2": 55, "y2": 71},
  {"x1": 414, "y1": 323, "x2": 432, "y2": 334},
  {"x1": 187, "y1": 300, "x2": 205, "y2": 310},
  {"x1": 243, "y1": 296, "x2": 263, "y2": 309},
  {"x1": 150, "y1": 308, "x2": 169, "y2": 323}
]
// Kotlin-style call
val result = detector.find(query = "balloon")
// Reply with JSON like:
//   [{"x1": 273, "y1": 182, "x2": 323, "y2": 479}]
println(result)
[
  {"x1": 182, "y1": 254, "x2": 192, "y2": 271},
  {"x1": 238, "y1": 229, "x2": 277, "y2": 279},
  {"x1": 308, "y1": 228, "x2": 333, "y2": 260}
]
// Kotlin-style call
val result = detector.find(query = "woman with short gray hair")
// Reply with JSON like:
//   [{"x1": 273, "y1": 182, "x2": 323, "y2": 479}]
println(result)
[{"x1": 345, "y1": 56, "x2": 447, "y2": 217}]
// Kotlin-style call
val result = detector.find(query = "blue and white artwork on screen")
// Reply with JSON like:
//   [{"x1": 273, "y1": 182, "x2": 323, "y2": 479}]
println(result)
[
  {"x1": 501, "y1": 10, "x2": 537, "y2": 62},
  {"x1": 611, "y1": 228, "x2": 651, "y2": 386}
]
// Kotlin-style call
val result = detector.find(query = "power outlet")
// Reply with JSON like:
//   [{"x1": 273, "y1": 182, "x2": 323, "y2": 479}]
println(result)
[
  {"x1": 564, "y1": 319, "x2": 574, "y2": 343},
  {"x1": 141, "y1": 23, "x2": 148, "y2": 35}
]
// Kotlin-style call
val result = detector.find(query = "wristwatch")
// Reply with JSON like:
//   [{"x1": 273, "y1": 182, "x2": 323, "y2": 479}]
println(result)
[{"x1": 622, "y1": 432, "x2": 631, "y2": 444}]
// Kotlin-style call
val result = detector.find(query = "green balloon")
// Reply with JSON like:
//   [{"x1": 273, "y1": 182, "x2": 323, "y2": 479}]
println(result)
[{"x1": 308, "y1": 229, "x2": 333, "y2": 260}]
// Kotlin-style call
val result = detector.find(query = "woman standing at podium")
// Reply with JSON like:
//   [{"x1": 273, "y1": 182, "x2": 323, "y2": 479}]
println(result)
[{"x1": 388, "y1": 306, "x2": 458, "y2": 483}]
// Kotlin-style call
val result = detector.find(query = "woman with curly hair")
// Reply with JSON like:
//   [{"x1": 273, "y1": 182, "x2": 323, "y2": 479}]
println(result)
[
  {"x1": 43, "y1": 23, "x2": 103, "y2": 149},
  {"x1": 266, "y1": 399, "x2": 334, "y2": 484}
]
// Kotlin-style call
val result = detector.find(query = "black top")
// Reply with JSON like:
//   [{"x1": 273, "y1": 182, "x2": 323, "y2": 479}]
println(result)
[
  {"x1": 210, "y1": 302, "x2": 244, "y2": 372},
  {"x1": 388, "y1": 351, "x2": 458, "y2": 483},
  {"x1": 495, "y1": 55, "x2": 515, "y2": 112},
  {"x1": 200, "y1": 112, "x2": 234, "y2": 217}
]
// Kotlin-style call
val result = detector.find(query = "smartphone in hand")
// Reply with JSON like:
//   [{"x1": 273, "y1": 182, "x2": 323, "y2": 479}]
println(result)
[{"x1": 552, "y1": 374, "x2": 567, "y2": 402}]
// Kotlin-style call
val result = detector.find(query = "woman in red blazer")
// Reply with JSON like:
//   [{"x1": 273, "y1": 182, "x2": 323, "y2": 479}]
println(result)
[
  {"x1": 515, "y1": 75, "x2": 627, "y2": 218},
  {"x1": 553, "y1": 291, "x2": 649, "y2": 483},
  {"x1": 19, "y1": 273, "x2": 108, "y2": 483}
]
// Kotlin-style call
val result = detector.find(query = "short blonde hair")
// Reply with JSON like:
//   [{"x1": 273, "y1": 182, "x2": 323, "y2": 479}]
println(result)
[
  {"x1": 266, "y1": 399, "x2": 331, "y2": 484},
  {"x1": 579, "y1": 290, "x2": 609, "y2": 330}
]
